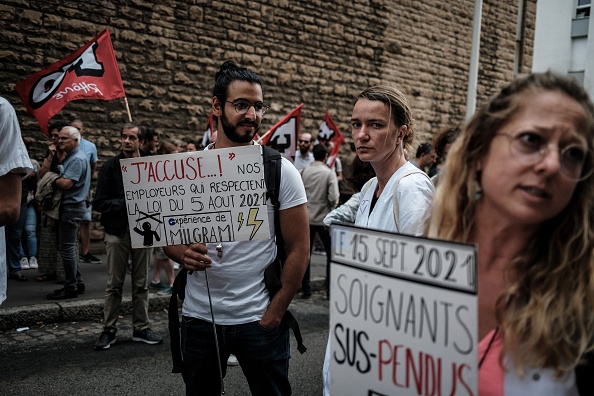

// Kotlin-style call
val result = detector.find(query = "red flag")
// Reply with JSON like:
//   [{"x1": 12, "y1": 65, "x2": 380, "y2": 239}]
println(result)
[
  {"x1": 317, "y1": 112, "x2": 345, "y2": 168},
  {"x1": 14, "y1": 29, "x2": 125, "y2": 135},
  {"x1": 201, "y1": 112, "x2": 217, "y2": 147},
  {"x1": 258, "y1": 103, "x2": 304, "y2": 161}
]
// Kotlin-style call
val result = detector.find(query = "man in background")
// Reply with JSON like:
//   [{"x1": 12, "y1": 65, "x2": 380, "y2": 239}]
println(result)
[
  {"x1": 71, "y1": 119, "x2": 101, "y2": 265},
  {"x1": 46, "y1": 126, "x2": 90, "y2": 300},
  {"x1": 138, "y1": 126, "x2": 159, "y2": 156},
  {"x1": 338, "y1": 142, "x2": 357, "y2": 204},
  {"x1": 293, "y1": 132, "x2": 314, "y2": 171},
  {"x1": 0, "y1": 97, "x2": 33, "y2": 301},
  {"x1": 409, "y1": 142, "x2": 435, "y2": 173},
  {"x1": 300, "y1": 144, "x2": 339, "y2": 298},
  {"x1": 93, "y1": 122, "x2": 162, "y2": 350}
]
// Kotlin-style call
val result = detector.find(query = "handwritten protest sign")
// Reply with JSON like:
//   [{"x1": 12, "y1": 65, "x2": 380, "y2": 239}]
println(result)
[
  {"x1": 329, "y1": 224, "x2": 478, "y2": 396},
  {"x1": 120, "y1": 145, "x2": 271, "y2": 248}
]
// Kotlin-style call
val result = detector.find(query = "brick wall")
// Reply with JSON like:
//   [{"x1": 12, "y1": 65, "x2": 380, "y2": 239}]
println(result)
[
  {"x1": 1, "y1": 0, "x2": 536, "y2": 239},
  {"x1": 1, "y1": 0, "x2": 534, "y2": 169},
  {"x1": 1, "y1": 0, "x2": 535, "y2": 155}
]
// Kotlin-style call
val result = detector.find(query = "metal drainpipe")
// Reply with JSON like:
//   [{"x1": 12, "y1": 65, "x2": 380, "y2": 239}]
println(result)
[
  {"x1": 513, "y1": 0, "x2": 527, "y2": 77},
  {"x1": 465, "y1": 0, "x2": 483, "y2": 120}
]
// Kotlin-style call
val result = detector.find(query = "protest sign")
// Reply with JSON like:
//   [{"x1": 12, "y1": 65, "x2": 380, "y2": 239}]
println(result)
[
  {"x1": 329, "y1": 223, "x2": 478, "y2": 395},
  {"x1": 120, "y1": 145, "x2": 271, "y2": 248}
]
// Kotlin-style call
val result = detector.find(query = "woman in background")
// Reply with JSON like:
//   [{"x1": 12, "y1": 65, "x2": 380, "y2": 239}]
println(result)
[{"x1": 428, "y1": 71, "x2": 594, "y2": 394}]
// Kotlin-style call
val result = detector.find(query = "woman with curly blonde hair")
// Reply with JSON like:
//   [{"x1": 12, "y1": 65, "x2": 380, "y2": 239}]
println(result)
[{"x1": 427, "y1": 71, "x2": 594, "y2": 394}]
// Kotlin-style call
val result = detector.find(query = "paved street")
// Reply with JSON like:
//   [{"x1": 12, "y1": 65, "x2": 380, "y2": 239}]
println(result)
[
  {"x1": 0, "y1": 243, "x2": 329, "y2": 310},
  {"x1": 0, "y1": 241, "x2": 331, "y2": 395},
  {"x1": 0, "y1": 292, "x2": 329, "y2": 396}
]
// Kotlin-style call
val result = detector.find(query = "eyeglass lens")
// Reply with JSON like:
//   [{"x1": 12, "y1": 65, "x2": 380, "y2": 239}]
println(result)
[
  {"x1": 228, "y1": 100, "x2": 267, "y2": 115},
  {"x1": 508, "y1": 134, "x2": 591, "y2": 180}
]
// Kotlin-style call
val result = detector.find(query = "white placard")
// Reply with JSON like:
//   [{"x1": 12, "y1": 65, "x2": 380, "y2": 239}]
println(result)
[
  {"x1": 120, "y1": 145, "x2": 271, "y2": 248},
  {"x1": 329, "y1": 224, "x2": 478, "y2": 396}
]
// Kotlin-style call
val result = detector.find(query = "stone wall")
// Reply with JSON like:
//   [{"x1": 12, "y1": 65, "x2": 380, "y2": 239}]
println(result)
[
  {"x1": 1, "y1": 0, "x2": 536, "y2": 237},
  {"x1": 1, "y1": 0, "x2": 535, "y2": 157}
]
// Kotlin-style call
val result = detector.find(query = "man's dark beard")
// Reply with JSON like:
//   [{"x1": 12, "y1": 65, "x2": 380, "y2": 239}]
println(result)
[{"x1": 220, "y1": 109, "x2": 260, "y2": 144}]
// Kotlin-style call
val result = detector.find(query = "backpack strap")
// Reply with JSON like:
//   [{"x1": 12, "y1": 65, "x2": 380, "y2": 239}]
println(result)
[
  {"x1": 391, "y1": 169, "x2": 431, "y2": 231},
  {"x1": 263, "y1": 146, "x2": 285, "y2": 296},
  {"x1": 168, "y1": 267, "x2": 188, "y2": 373},
  {"x1": 262, "y1": 145, "x2": 306, "y2": 354}
]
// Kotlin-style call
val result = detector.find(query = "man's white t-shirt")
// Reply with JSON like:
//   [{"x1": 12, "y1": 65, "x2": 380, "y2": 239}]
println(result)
[
  {"x1": 0, "y1": 97, "x2": 33, "y2": 305},
  {"x1": 182, "y1": 146, "x2": 307, "y2": 324}
]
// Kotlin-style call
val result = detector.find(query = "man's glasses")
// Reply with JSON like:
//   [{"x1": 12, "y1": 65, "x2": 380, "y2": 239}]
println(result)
[
  {"x1": 298, "y1": 140, "x2": 311, "y2": 144},
  {"x1": 226, "y1": 100, "x2": 268, "y2": 116},
  {"x1": 496, "y1": 132, "x2": 593, "y2": 181}
]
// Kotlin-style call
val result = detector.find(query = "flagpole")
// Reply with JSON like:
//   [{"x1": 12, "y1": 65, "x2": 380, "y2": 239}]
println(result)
[
  {"x1": 124, "y1": 97, "x2": 133, "y2": 122},
  {"x1": 256, "y1": 128, "x2": 272, "y2": 144}
]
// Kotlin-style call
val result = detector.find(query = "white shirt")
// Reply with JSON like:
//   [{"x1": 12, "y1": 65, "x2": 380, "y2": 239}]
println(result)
[
  {"x1": 0, "y1": 97, "x2": 33, "y2": 305},
  {"x1": 355, "y1": 161, "x2": 434, "y2": 235},
  {"x1": 183, "y1": 145, "x2": 307, "y2": 324}
]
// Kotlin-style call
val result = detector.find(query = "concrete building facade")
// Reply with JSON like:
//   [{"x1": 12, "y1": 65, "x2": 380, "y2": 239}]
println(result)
[{"x1": 533, "y1": 0, "x2": 593, "y2": 97}]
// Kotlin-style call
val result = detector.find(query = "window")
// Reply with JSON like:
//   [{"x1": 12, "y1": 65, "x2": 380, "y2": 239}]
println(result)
[{"x1": 577, "y1": 0, "x2": 591, "y2": 19}]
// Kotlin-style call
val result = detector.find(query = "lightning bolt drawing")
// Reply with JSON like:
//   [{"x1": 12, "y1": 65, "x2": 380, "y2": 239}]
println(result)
[
  {"x1": 247, "y1": 208, "x2": 263, "y2": 240},
  {"x1": 238, "y1": 212, "x2": 244, "y2": 230}
]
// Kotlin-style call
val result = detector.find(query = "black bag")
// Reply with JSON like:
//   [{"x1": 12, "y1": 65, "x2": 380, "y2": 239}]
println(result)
[{"x1": 168, "y1": 146, "x2": 306, "y2": 374}]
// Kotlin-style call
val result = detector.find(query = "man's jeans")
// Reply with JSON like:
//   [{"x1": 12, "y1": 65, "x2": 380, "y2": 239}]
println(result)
[
  {"x1": 57, "y1": 203, "x2": 86, "y2": 291},
  {"x1": 181, "y1": 316, "x2": 291, "y2": 395},
  {"x1": 104, "y1": 232, "x2": 152, "y2": 333}
]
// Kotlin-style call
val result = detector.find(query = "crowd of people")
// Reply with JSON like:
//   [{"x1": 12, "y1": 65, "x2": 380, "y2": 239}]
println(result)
[
  {"x1": 1, "y1": 115, "x2": 204, "y2": 347},
  {"x1": 2, "y1": 60, "x2": 594, "y2": 395}
]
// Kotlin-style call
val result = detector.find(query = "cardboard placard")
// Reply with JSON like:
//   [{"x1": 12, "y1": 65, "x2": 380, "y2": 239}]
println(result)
[
  {"x1": 120, "y1": 145, "x2": 271, "y2": 248},
  {"x1": 329, "y1": 223, "x2": 478, "y2": 395}
]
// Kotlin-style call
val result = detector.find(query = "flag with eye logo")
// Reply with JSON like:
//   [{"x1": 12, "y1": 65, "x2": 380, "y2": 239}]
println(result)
[
  {"x1": 257, "y1": 103, "x2": 304, "y2": 162},
  {"x1": 14, "y1": 29, "x2": 125, "y2": 135},
  {"x1": 317, "y1": 112, "x2": 345, "y2": 168}
]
